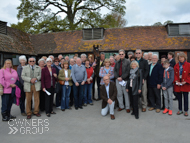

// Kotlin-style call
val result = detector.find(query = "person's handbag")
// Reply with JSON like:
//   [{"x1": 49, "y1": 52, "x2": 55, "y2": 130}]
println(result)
[
  {"x1": 0, "y1": 70, "x2": 4, "y2": 96},
  {"x1": 55, "y1": 82, "x2": 61, "y2": 93},
  {"x1": 58, "y1": 80, "x2": 65, "y2": 85}
]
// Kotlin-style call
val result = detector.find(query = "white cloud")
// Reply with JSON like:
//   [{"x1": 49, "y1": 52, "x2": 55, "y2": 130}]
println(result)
[{"x1": 0, "y1": 0, "x2": 190, "y2": 27}]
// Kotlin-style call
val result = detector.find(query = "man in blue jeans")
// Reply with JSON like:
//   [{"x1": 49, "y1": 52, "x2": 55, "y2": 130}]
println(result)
[{"x1": 71, "y1": 58, "x2": 87, "y2": 110}]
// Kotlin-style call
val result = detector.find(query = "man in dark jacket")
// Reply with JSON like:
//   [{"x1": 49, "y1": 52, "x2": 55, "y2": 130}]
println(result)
[
  {"x1": 114, "y1": 49, "x2": 131, "y2": 113},
  {"x1": 168, "y1": 52, "x2": 176, "y2": 68},
  {"x1": 94, "y1": 52, "x2": 105, "y2": 101},
  {"x1": 100, "y1": 75, "x2": 117, "y2": 120},
  {"x1": 148, "y1": 54, "x2": 163, "y2": 113},
  {"x1": 135, "y1": 49, "x2": 149, "y2": 112}
]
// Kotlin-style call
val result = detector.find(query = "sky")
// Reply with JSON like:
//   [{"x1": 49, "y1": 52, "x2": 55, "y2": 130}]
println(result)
[{"x1": 0, "y1": 0, "x2": 190, "y2": 27}]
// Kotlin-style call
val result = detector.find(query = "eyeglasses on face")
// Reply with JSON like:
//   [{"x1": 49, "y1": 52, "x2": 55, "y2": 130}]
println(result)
[
  {"x1": 54, "y1": 61, "x2": 59, "y2": 62},
  {"x1": 29, "y1": 61, "x2": 35, "y2": 62},
  {"x1": 136, "y1": 53, "x2": 141, "y2": 54},
  {"x1": 119, "y1": 54, "x2": 124, "y2": 56},
  {"x1": 47, "y1": 61, "x2": 52, "y2": 63}
]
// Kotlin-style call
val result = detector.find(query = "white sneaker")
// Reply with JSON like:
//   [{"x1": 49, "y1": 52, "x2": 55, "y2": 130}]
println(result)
[{"x1": 56, "y1": 106, "x2": 61, "y2": 109}]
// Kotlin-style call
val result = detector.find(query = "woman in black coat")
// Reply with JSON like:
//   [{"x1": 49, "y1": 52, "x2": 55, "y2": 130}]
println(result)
[{"x1": 126, "y1": 61, "x2": 143, "y2": 119}]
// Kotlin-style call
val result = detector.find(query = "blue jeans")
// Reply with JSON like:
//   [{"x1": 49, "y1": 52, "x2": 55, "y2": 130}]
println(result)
[
  {"x1": 1, "y1": 94, "x2": 13, "y2": 113},
  {"x1": 61, "y1": 85, "x2": 71, "y2": 109},
  {"x1": 73, "y1": 82, "x2": 84, "y2": 108},
  {"x1": 84, "y1": 83, "x2": 93, "y2": 104}
]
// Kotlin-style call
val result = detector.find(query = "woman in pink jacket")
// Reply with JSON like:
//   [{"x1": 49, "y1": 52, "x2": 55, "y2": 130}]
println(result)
[{"x1": 0, "y1": 59, "x2": 18, "y2": 121}]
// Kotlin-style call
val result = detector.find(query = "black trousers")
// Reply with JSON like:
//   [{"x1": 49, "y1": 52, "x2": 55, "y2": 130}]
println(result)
[
  {"x1": 45, "y1": 87, "x2": 54, "y2": 114},
  {"x1": 129, "y1": 87, "x2": 139, "y2": 117},
  {"x1": 70, "y1": 85, "x2": 74, "y2": 106},
  {"x1": 148, "y1": 87, "x2": 161, "y2": 109},
  {"x1": 97, "y1": 77, "x2": 101, "y2": 99},
  {"x1": 92, "y1": 76, "x2": 96, "y2": 99},
  {"x1": 40, "y1": 90, "x2": 45, "y2": 111}
]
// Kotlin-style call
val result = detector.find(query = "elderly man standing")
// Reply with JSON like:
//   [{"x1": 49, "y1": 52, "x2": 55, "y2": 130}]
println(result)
[
  {"x1": 148, "y1": 52, "x2": 153, "y2": 65},
  {"x1": 81, "y1": 54, "x2": 87, "y2": 65},
  {"x1": 148, "y1": 54, "x2": 163, "y2": 113},
  {"x1": 135, "y1": 49, "x2": 149, "y2": 112},
  {"x1": 114, "y1": 49, "x2": 131, "y2": 113},
  {"x1": 110, "y1": 56, "x2": 115, "y2": 68},
  {"x1": 21, "y1": 57, "x2": 41, "y2": 119},
  {"x1": 58, "y1": 54, "x2": 63, "y2": 61},
  {"x1": 100, "y1": 75, "x2": 117, "y2": 120},
  {"x1": 94, "y1": 52, "x2": 105, "y2": 101},
  {"x1": 71, "y1": 58, "x2": 87, "y2": 110}
]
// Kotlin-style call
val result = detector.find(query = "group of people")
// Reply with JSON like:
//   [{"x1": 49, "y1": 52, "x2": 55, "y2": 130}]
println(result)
[{"x1": 0, "y1": 49, "x2": 189, "y2": 121}]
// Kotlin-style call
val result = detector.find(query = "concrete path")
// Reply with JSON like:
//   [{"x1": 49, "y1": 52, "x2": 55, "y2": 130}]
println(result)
[{"x1": 0, "y1": 94, "x2": 190, "y2": 143}]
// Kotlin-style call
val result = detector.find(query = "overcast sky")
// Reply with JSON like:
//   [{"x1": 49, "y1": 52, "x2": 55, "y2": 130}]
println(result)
[{"x1": 0, "y1": 0, "x2": 190, "y2": 27}]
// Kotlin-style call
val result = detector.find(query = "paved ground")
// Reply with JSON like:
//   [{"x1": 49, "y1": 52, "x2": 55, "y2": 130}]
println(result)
[{"x1": 0, "y1": 92, "x2": 190, "y2": 143}]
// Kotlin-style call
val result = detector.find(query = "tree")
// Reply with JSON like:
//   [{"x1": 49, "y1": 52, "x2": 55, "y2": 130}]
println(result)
[
  {"x1": 163, "y1": 20, "x2": 173, "y2": 25},
  {"x1": 100, "y1": 12, "x2": 127, "y2": 28},
  {"x1": 153, "y1": 22, "x2": 162, "y2": 26},
  {"x1": 153, "y1": 20, "x2": 174, "y2": 26},
  {"x1": 12, "y1": 0, "x2": 126, "y2": 33}
]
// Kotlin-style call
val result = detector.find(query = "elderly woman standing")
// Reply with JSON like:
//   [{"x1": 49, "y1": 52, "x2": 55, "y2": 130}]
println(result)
[
  {"x1": 58, "y1": 61, "x2": 73, "y2": 111},
  {"x1": 84, "y1": 59, "x2": 94, "y2": 106},
  {"x1": 126, "y1": 61, "x2": 143, "y2": 119},
  {"x1": 0, "y1": 60, "x2": 18, "y2": 121},
  {"x1": 99, "y1": 59, "x2": 114, "y2": 85},
  {"x1": 17, "y1": 55, "x2": 27, "y2": 116},
  {"x1": 41, "y1": 58, "x2": 57, "y2": 117},
  {"x1": 174, "y1": 52, "x2": 190, "y2": 116},
  {"x1": 38, "y1": 58, "x2": 46, "y2": 112}
]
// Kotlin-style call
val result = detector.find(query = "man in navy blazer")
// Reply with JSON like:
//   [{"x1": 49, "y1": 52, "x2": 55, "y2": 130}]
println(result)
[{"x1": 148, "y1": 54, "x2": 163, "y2": 113}]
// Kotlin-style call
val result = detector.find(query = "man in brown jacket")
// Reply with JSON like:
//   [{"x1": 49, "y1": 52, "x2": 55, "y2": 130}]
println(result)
[{"x1": 100, "y1": 75, "x2": 117, "y2": 120}]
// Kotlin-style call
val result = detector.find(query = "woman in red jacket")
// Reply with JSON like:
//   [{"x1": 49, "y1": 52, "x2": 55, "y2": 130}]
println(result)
[
  {"x1": 174, "y1": 52, "x2": 190, "y2": 116},
  {"x1": 41, "y1": 58, "x2": 57, "y2": 117},
  {"x1": 83, "y1": 59, "x2": 94, "y2": 106}
]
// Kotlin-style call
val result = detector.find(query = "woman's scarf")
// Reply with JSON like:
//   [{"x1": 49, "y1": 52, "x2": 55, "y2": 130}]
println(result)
[
  {"x1": 129, "y1": 67, "x2": 138, "y2": 79},
  {"x1": 179, "y1": 61, "x2": 185, "y2": 75}
]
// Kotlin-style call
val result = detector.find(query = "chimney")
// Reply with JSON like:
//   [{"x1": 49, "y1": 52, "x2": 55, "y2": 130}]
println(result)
[{"x1": 0, "y1": 20, "x2": 7, "y2": 35}]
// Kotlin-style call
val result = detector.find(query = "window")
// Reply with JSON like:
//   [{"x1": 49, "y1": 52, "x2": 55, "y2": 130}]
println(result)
[
  {"x1": 168, "y1": 24, "x2": 190, "y2": 36},
  {"x1": 83, "y1": 28, "x2": 104, "y2": 40}
]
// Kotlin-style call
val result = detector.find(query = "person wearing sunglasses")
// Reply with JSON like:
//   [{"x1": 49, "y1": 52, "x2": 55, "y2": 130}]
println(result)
[
  {"x1": 21, "y1": 57, "x2": 41, "y2": 119},
  {"x1": 114, "y1": 49, "x2": 131, "y2": 113},
  {"x1": 135, "y1": 49, "x2": 149, "y2": 112}
]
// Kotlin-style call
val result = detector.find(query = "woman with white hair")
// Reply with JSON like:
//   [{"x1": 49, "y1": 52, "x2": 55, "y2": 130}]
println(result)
[
  {"x1": 17, "y1": 55, "x2": 27, "y2": 116},
  {"x1": 126, "y1": 61, "x2": 143, "y2": 119},
  {"x1": 38, "y1": 58, "x2": 46, "y2": 70},
  {"x1": 41, "y1": 58, "x2": 57, "y2": 117},
  {"x1": 38, "y1": 58, "x2": 46, "y2": 112}
]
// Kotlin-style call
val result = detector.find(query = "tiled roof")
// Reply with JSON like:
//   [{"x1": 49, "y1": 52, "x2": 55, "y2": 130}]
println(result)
[
  {"x1": 0, "y1": 27, "x2": 35, "y2": 55},
  {"x1": 1, "y1": 26, "x2": 190, "y2": 55},
  {"x1": 31, "y1": 26, "x2": 190, "y2": 54}
]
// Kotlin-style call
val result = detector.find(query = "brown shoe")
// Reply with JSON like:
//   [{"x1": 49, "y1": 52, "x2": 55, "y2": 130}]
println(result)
[
  {"x1": 156, "y1": 109, "x2": 160, "y2": 113},
  {"x1": 126, "y1": 109, "x2": 130, "y2": 113},
  {"x1": 62, "y1": 109, "x2": 65, "y2": 111},
  {"x1": 21, "y1": 113, "x2": 27, "y2": 116},
  {"x1": 110, "y1": 114, "x2": 115, "y2": 120},
  {"x1": 142, "y1": 108, "x2": 146, "y2": 112},
  {"x1": 33, "y1": 113, "x2": 41, "y2": 117},
  {"x1": 148, "y1": 107, "x2": 155, "y2": 111},
  {"x1": 117, "y1": 108, "x2": 124, "y2": 111},
  {"x1": 27, "y1": 115, "x2": 31, "y2": 119}
]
